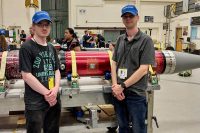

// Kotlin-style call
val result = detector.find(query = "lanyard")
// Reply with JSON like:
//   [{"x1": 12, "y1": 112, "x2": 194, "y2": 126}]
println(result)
[
  {"x1": 116, "y1": 40, "x2": 134, "y2": 70},
  {"x1": 122, "y1": 41, "x2": 133, "y2": 65}
]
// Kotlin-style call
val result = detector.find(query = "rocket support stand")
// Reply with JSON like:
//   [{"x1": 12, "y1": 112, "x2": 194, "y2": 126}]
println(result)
[{"x1": 147, "y1": 84, "x2": 160, "y2": 133}]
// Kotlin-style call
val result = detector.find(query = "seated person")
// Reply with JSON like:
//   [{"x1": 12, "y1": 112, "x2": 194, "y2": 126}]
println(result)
[
  {"x1": 60, "y1": 28, "x2": 81, "y2": 51},
  {"x1": 82, "y1": 30, "x2": 92, "y2": 48},
  {"x1": 109, "y1": 43, "x2": 115, "y2": 51},
  {"x1": 96, "y1": 34, "x2": 105, "y2": 48}
]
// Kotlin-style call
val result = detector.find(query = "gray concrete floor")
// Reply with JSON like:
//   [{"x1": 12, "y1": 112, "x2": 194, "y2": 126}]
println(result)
[
  {"x1": 1, "y1": 68, "x2": 200, "y2": 133},
  {"x1": 153, "y1": 68, "x2": 200, "y2": 133}
]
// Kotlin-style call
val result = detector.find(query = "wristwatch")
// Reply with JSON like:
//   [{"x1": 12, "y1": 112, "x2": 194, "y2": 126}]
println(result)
[{"x1": 120, "y1": 82, "x2": 127, "y2": 89}]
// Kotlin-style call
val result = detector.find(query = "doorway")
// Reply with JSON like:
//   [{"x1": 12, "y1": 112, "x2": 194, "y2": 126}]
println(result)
[
  {"x1": 41, "y1": 0, "x2": 69, "y2": 40},
  {"x1": 175, "y1": 27, "x2": 183, "y2": 51}
]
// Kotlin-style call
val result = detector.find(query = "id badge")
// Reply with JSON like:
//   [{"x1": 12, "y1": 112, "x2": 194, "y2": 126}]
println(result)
[
  {"x1": 118, "y1": 68, "x2": 127, "y2": 79},
  {"x1": 48, "y1": 77, "x2": 54, "y2": 90}
]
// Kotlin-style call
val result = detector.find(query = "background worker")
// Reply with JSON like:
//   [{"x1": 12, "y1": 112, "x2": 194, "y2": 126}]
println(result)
[{"x1": 60, "y1": 28, "x2": 81, "y2": 51}]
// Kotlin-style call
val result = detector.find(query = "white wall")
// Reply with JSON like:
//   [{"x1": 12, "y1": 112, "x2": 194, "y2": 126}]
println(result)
[
  {"x1": 170, "y1": 12, "x2": 200, "y2": 49},
  {"x1": 69, "y1": 0, "x2": 134, "y2": 38},
  {"x1": 139, "y1": 2, "x2": 168, "y2": 41},
  {"x1": 0, "y1": 0, "x2": 177, "y2": 43},
  {"x1": 0, "y1": 0, "x2": 39, "y2": 38},
  {"x1": 69, "y1": 0, "x2": 172, "y2": 42},
  {"x1": 0, "y1": 0, "x2": 3, "y2": 27},
  {"x1": 69, "y1": 0, "x2": 126, "y2": 28}
]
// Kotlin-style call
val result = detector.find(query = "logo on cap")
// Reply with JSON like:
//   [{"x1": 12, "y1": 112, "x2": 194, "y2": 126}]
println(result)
[
  {"x1": 121, "y1": 5, "x2": 138, "y2": 17},
  {"x1": 32, "y1": 11, "x2": 52, "y2": 24}
]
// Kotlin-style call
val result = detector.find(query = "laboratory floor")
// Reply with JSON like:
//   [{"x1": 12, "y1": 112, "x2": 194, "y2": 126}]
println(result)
[{"x1": 1, "y1": 68, "x2": 200, "y2": 133}]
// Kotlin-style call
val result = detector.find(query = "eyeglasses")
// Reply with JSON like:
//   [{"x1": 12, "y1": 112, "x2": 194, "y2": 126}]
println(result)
[
  {"x1": 36, "y1": 23, "x2": 51, "y2": 28},
  {"x1": 122, "y1": 15, "x2": 135, "y2": 19}
]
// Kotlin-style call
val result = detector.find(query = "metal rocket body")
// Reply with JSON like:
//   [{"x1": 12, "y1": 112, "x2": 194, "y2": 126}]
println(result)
[
  {"x1": 1, "y1": 50, "x2": 200, "y2": 79},
  {"x1": 155, "y1": 50, "x2": 200, "y2": 74}
]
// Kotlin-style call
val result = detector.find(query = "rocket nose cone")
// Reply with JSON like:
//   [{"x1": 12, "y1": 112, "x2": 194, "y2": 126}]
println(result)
[{"x1": 172, "y1": 51, "x2": 200, "y2": 73}]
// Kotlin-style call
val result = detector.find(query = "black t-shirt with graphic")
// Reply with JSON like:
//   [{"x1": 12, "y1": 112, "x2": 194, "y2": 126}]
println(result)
[
  {"x1": 19, "y1": 39, "x2": 60, "y2": 110},
  {"x1": 60, "y1": 38, "x2": 80, "y2": 51}
]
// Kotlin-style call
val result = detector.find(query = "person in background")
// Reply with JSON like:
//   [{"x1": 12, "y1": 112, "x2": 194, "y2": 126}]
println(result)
[
  {"x1": 106, "y1": 40, "x2": 112, "y2": 48},
  {"x1": 46, "y1": 35, "x2": 51, "y2": 43},
  {"x1": 60, "y1": 28, "x2": 81, "y2": 51},
  {"x1": 96, "y1": 34, "x2": 105, "y2": 48},
  {"x1": 111, "y1": 5, "x2": 155, "y2": 133},
  {"x1": 0, "y1": 35, "x2": 8, "y2": 52},
  {"x1": 19, "y1": 11, "x2": 61, "y2": 133},
  {"x1": 26, "y1": 26, "x2": 34, "y2": 40},
  {"x1": 20, "y1": 30, "x2": 26, "y2": 43},
  {"x1": 109, "y1": 42, "x2": 115, "y2": 51},
  {"x1": 82, "y1": 30, "x2": 92, "y2": 48}
]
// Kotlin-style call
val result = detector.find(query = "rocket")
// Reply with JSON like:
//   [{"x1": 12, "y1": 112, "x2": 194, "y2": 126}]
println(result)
[
  {"x1": 155, "y1": 50, "x2": 200, "y2": 74},
  {"x1": 1, "y1": 50, "x2": 200, "y2": 79}
]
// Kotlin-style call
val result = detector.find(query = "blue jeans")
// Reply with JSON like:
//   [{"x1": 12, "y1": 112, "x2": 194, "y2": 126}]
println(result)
[
  {"x1": 25, "y1": 101, "x2": 61, "y2": 133},
  {"x1": 112, "y1": 90, "x2": 147, "y2": 133}
]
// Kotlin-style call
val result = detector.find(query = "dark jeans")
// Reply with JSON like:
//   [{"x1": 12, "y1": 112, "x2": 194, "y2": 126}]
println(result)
[
  {"x1": 25, "y1": 101, "x2": 61, "y2": 133},
  {"x1": 112, "y1": 90, "x2": 147, "y2": 133}
]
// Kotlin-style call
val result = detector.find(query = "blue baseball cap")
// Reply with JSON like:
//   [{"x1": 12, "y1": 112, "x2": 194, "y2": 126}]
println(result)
[
  {"x1": 32, "y1": 11, "x2": 52, "y2": 24},
  {"x1": 121, "y1": 5, "x2": 138, "y2": 17}
]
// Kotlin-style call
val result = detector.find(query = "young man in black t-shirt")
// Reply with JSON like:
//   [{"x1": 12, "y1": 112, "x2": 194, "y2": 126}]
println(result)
[{"x1": 19, "y1": 11, "x2": 61, "y2": 133}]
